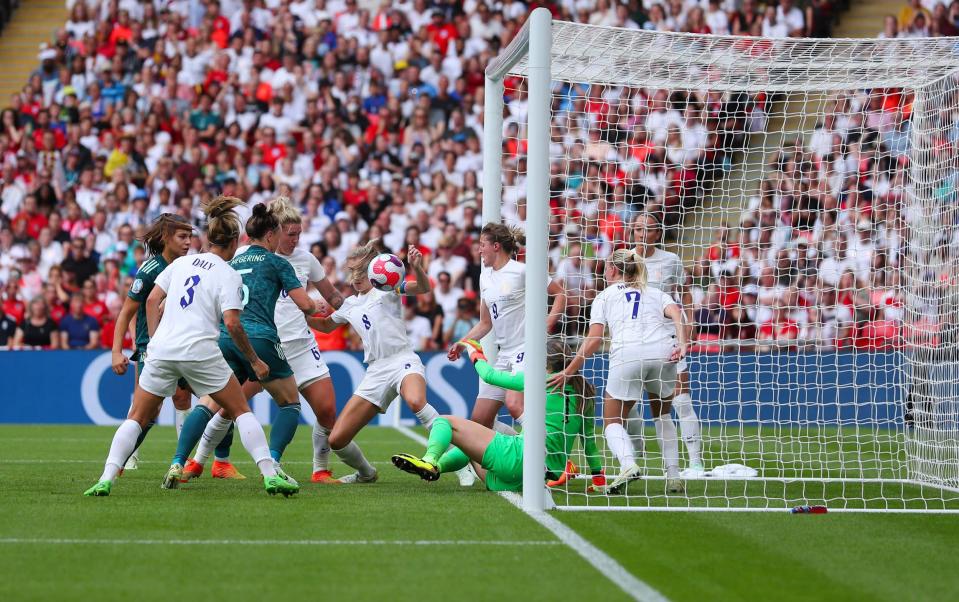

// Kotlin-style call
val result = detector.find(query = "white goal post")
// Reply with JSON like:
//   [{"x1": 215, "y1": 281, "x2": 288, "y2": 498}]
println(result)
[{"x1": 484, "y1": 8, "x2": 959, "y2": 513}]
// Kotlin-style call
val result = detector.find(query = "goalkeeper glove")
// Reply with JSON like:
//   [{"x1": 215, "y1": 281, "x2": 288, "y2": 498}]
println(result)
[{"x1": 456, "y1": 339, "x2": 487, "y2": 364}]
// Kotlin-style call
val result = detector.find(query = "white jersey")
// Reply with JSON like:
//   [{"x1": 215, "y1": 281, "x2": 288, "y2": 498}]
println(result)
[
  {"x1": 331, "y1": 288, "x2": 412, "y2": 364},
  {"x1": 641, "y1": 247, "x2": 685, "y2": 300},
  {"x1": 147, "y1": 252, "x2": 244, "y2": 362},
  {"x1": 480, "y1": 259, "x2": 527, "y2": 359},
  {"x1": 275, "y1": 247, "x2": 326, "y2": 343},
  {"x1": 591, "y1": 283, "x2": 677, "y2": 363}
]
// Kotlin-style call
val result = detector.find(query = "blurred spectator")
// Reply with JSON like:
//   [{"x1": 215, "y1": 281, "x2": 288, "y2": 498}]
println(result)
[
  {"x1": 444, "y1": 297, "x2": 479, "y2": 346},
  {"x1": 12, "y1": 297, "x2": 59, "y2": 349},
  {"x1": 59, "y1": 293, "x2": 99, "y2": 349},
  {"x1": 0, "y1": 310, "x2": 15, "y2": 347},
  {"x1": 404, "y1": 302, "x2": 433, "y2": 352}
]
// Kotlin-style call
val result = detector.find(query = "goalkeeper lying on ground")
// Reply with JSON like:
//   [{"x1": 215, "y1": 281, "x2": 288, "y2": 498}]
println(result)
[{"x1": 392, "y1": 339, "x2": 604, "y2": 491}]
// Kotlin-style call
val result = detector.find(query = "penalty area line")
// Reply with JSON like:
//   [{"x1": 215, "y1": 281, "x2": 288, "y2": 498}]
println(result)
[
  {"x1": 0, "y1": 537, "x2": 559, "y2": 546},
  {"x1": 391, "y1": 427, "x2": 668, "y2": 602}
]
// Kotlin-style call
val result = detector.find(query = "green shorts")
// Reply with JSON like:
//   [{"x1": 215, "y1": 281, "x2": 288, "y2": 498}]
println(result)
[
  {"x1": 481, "y1": 432, "x2": 524, "y2": 492},
  {"x1": 133, "y1": 349, "x2": 188, "y2": 391},
  {"x1": 218, "y1": 335, "x2": 293, "y2": 384}
]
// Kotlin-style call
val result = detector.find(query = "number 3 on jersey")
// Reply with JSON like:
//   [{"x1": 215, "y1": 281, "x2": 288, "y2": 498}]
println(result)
[
  {"x1": 180, "y1": 275, "x2": 201, "y2": 308},
  {"x1": 237, "y1": 268, "x2": 252, "y2": 307}
]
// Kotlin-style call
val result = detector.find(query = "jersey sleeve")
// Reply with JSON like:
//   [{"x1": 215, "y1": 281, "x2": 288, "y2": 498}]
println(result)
[
  {"x1": 330, "y1": 300, "x2": 350, "y2": 324},
  {"x1": 275, "y1": 255, "x2": 303, "y2": 293},
  {"x1": 474, "y1": 359, "x2": 525, "y2": 392},
  {"x1": 128, "y1": 269, "x2": 154, "y2": 303},
  {"x1": 657, "y1": 289, "x2": 678, "y2": 312},
  {"x1": 308, "y1": 254, "x2": 326, "y2": 282},
  {"x1": 153, "y1": 262, "x2": 173, "y2": 294},
  {"x1": 219, "y1": 270, "x2": 245, "y2": 312},
  {"x1": 589, "y1": 290, "x2": 607, "y2": 326}
]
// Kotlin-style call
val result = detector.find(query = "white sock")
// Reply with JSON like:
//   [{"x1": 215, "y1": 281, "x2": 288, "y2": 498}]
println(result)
[
  {"x1": 654, "y1": 415, "x2": 680, "y2": 479},
  {"x1": 604, "y1": 422, "x2": 635, "y2": 469},
  {"x1": 333, "y1": 442, "x2": 375, "y2": 478},
  {"x1": 515, "y1": 412, "x2": 525, "y2": 427},
  {"x1": 195, "y1": 413, "x2": 232, "y2": 465},
  {"x1": 234, "y1": 412, "x2": 276, "y2": 477},
  {"x1": 100, "y1": 420, "x2": 141, "y2": 482},
  {"x1": 174, "y1": 408, "x2": 189, "y2": 437},
  {"x1": 493, "y1": 420, "x2": 517, "y2": 436},
  {"x1": 312, "y1": 424, "x2": 331, "y2": 472},
  {"x1": 414, "y1": 404, "x2": 439, "y2": 431},
  {"x1": 673, "y1": 393, "x2": 703, "y2": 467},
  {"x1": 625, "y1": 403, "x2": 645, "y2": 457}
]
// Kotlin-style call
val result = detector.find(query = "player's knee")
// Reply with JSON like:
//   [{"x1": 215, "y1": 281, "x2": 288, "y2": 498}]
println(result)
[
  {"x1": 327, "y1": 428, "x2": 352, "y2": 450},
  {"x1": 314, "y1": 407, "x2": 336, "y2": 428},
  {"x1": 172, "y1": 390, "x2": 191, "y2": 411}
]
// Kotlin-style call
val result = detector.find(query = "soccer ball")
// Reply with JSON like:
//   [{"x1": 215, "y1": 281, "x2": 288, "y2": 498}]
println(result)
[{"x1": 368, "y1": 253, "x2": 405, "y2": 291}]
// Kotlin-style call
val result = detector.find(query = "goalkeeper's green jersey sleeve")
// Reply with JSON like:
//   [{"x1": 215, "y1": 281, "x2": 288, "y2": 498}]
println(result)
[
  {"x1": 473, "y1": 359, "x2": 591, "y2": 480},
  {"x1": 474, "y1": 359, "x2": 524, "y2": 392}
]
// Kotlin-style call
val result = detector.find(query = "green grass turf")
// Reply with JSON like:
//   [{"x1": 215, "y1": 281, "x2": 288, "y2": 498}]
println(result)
[
  {"x1": 2, "y1": 425, "x2": 959, "y2": 601},
  {"x1": 556, "y1": 425, "x2": 959, "y2": 510}
]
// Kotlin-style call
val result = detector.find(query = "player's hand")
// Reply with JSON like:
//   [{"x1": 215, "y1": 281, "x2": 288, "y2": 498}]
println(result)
[
  {"x1": 447, "y1": 341, "x2": 463, "y2": 361},
  {"x1": 407, "y1": 245, "x2": 423, "y2": 269},
  {"x1": 547, "y1": 368, "x2": 573, "y2": 391},
  {"x1": 252, "y1": 358, "x2": 270, "y2": 381},
  {"x1": 546, "y1": 312, "x2": 560, "y2": 333},
  {"x1": 112, "y1": 351, "x2": 130, "y2": 375},
  {"x1": 456, "y1": 339, "x2": 486, "y2": 363},
  {"x1": 669, "y1": 343, "x2": 687, "y2": 363}
]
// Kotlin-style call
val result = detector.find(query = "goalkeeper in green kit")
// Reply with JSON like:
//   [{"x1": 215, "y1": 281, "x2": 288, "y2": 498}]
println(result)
[{"x1": 391, "y1": 339, "x2": 605, "y2": 491}]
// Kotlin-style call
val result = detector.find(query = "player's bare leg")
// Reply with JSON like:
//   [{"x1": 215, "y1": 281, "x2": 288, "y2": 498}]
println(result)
[{"x1": 327, "y1": 395, "x2": 379, "y2": 484}]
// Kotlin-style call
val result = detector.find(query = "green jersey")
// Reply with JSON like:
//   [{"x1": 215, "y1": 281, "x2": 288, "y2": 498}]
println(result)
[
  {"x1": 474, "y1": 360, "x2": 599, "y2": 479},
  {"x1": 224, "y1": 244, "x2": 302, "y2": 343},
  {"x1": 128, "y1": 255, "x2": 170, "y2": 351}
]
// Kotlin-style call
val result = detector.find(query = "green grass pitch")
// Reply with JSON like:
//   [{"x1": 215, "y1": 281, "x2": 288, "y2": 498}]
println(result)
[{"x1": 2, "y1": 424, "x2": 959, "y2": 601}]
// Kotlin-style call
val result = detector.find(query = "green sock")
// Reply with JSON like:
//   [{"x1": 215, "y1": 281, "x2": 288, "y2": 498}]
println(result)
[
  {"x1": 423, "y1": 417, "x2": 453, "y2": 465},
  {"x1": 269, "y1": 403, "x2": 301, "y2": 461},
  {"x1": 214, "y1": 424, "x2": 234, "y2": 461},
  {"x1": 438, "y1": 447, "x2": 470, "y2": 473},
  {"x1": 173, "y1": 406, "x2": 213, "y2": 465}
]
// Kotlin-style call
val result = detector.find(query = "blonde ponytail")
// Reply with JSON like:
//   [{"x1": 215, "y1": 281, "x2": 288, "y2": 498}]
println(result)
[
  {"x1": 204, "y1": 196, "x2": 243, "y2": 247},
  {"x1": 608, "y1": 249, "x2": 647, "y2": 289}
]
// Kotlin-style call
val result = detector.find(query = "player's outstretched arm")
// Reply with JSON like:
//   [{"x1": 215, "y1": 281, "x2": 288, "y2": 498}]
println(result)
[
  {"x1": 314, "y1": 278, "x2": 345, "y2": 310},
  {"x1": 111, "y1": 298, "x2": 139, "y2": 374},
  {"x1": 306, "y1": 315, "x2": 339, "y2": 333},
  {"x1": 448, "y1": 302, "x2": 492, "y2": 361},
  {"x1": 547, "y1": 322, "x2": 604, "y2": 389},
  {"x1": 458, "y1": 340, "x2": 526, "y2": 393},
  {"x1": 665, "y1": 303, "x2": 689, "y2": 362},
  {"x1": 546, "y1": 279, "x2": 567, "y2": 332},
  {"x1": 287, "y1": 286, "x2": 318, "y2": 315},
  {"x1": 401, "y1": 245, "x2": 432, "y2": 295},
  {"x1": 223, "y1": 309, "x2": 269, "y2": 380}
]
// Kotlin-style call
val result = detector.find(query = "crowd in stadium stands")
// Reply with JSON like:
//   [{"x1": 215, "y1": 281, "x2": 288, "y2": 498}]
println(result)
[{"x1": 5, "y1": 0, "x2": 930, "y2": 356}]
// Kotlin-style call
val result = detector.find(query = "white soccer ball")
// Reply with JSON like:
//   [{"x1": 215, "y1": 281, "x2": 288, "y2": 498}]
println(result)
[{"x1": 367, "y1": 253, "x2": 406, "y2": 292}]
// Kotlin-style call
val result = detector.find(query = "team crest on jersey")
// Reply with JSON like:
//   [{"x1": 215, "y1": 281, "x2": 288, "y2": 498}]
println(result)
[{"x1": 131, "y1": 279, "x2": 143, "y2": 294}]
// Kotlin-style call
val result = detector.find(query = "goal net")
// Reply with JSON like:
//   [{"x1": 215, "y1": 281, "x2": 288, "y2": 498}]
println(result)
[{"x1": 485, "y1": 10, "x2": 959, "y2": 512}]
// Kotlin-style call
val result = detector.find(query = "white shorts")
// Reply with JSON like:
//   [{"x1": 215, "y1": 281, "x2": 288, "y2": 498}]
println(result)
[
  {"x1": 477, "y1": 349, "x2": 526, "y2": 403},
  {"x1": 140, "y1": 356, "x2": 232, "y2": 398},
  {"x1": 355, "y1": 352, "x2": 425, "y2": 413},
  {"x1": 676, "y1": 357, "x2": 688, "y2": 374},
  {"x1": 605, "y1": 359, "x2": 678, "y2": 401},
  {"x1": 283, "y1": 338, "x2": 330, "y2": 390}
]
